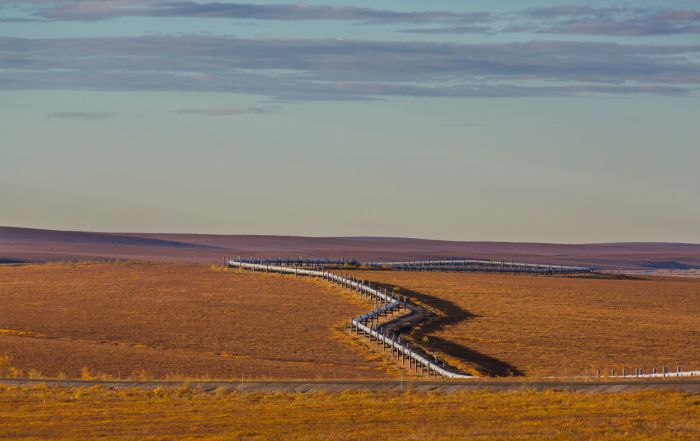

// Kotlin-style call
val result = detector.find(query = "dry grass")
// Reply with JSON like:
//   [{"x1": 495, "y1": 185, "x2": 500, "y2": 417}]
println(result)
[
  {"x1": 0, "y1": 385, "x2": 697, "y2": 440},
  {"x1": 349, "y1": 271, "x2": 700, "y2": 377},
  {"x1": 0, "y1": 262, "x2": 391, "y2": 379}
]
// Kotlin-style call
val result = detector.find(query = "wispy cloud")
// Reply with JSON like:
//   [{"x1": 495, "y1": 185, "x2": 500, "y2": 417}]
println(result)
[
  {"x1": 412, "y1": 5, "x2": 700, "y2": 36},
  {"x1": 526, "y1": 5, "x2": 700, "y2": 36},
  {"x1": 20, "y1": 1, "x2": 488, "y2": 25},
  {"x1": 10, "y1": 2, "x2": 700, "y2": 36},
  {"x1": 522, "y1": 5, "x2": 632, "y2": 19},
  {"x1": 2, "y1": 36, "x2": 697, "y2": 100},
  {"x1": 175, "y1": 106, "x2": 268, "y2": 116},
  {"x1": 0, "y1": 17, "x2": 49, "y2": 23},
  {"x1": 47, "y1": 111, "x2": 115, "y2": 120},
  {"x1": 400, "y1": 25, "x2": 493, "y2": 35}
]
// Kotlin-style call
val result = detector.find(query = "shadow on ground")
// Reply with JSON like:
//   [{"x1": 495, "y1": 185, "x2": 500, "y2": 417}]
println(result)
[
  {"x1": 567, "y1": 272, "x2": 645, "y2": 281},
  {"x1": 374, "y1": 282, "x2": 524, "y2": 377}
]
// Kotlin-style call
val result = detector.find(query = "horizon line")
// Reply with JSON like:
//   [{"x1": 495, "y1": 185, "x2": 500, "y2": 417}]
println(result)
[{"x1": 2, "y1": 225, "x2": 699, "y2": 247}]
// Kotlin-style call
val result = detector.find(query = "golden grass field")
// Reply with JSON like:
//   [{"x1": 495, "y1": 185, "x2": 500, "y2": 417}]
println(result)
[
  {"x1": 2, "y1": 262, "x2": 699, "y2": 381},
  {"x1": 0, "y1": 262, "x2": 393, "y2": 379},
  {"x1": 349, "y1": 270, "x2": 700, "y2": 377},
  {"x1": 1, "y1": 262, "x2": 699, "y2": 440},
  {"x1": 0, "y1": 385, "x2": 698, "y2": 440}
]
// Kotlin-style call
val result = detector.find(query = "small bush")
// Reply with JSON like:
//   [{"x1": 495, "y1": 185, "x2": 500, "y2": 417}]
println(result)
[{"x1": 80, "y1": 367, "x2": 95, "y2": 380}]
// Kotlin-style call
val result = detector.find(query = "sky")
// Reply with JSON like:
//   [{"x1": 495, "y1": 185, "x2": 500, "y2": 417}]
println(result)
[{"x1": 1, "y1": 0, "x2": 699, "y2": 243}]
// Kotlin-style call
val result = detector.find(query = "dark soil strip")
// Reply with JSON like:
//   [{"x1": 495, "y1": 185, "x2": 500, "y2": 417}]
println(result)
[{"x1": 2, "y1": 378, "x2": 699, "y2": 393}]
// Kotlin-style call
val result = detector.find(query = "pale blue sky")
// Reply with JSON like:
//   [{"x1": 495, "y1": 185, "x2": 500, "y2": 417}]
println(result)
[{"x1": 1, "y1": 1, "x2": 699, "y2": 242}]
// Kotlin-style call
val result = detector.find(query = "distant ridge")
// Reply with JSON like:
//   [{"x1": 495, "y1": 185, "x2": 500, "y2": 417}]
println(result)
[
  {"x1": 1, "y1": 226, "x2": 700, "y2": 271},
  {"x1": 0, "y1": 226, "x2": 217, "y2": 249}
]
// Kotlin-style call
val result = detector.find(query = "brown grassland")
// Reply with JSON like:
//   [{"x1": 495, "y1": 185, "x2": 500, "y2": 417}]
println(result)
[
  {"x1": 0, "y1": 262, "x2": 393, "y2": 379},
  {"x1": 0, "y1": 385, "x2": 698, "y2": 440},
  {"x1": 1, "y1": 262, "x2": 699, "y2": 440},
  {"x1": 349, "y1": 270, "x2": 700, "y2": 377}
]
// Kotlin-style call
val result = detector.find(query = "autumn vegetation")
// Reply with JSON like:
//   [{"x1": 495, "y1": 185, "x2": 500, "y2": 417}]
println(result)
[
  {"x1": 349, "y1": 270, "x2": 700, "y2": 377},
  {"x1": 0, "y1": 262, "x2": 393, "y2": 379},
  {"x1": 0, "y1": 385, "x2": 697, "y2": 440},
  {"x1": 1, "y1": 261, "x2": 699, "y2": 440},
  {"x1": 2, "y1": 262, "x2": 699, "y2": 380}
]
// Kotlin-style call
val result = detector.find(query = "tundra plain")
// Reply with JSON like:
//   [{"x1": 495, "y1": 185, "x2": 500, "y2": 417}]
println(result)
[
  {"x1": 0, "y1": 262, "x2": 390, "y2": 380},
  {"x1": 0, "y1": 386, "x2": 698, "y2": 440},
  {"x1": 348, "y1": 270, "x2": 700, "y2": 377},
  {"x1": 1, "y1": 261, "x2": 699, "y2": 381},
  {"x1": 1, "y1": 259, "x2": 699, "y2": 440}
]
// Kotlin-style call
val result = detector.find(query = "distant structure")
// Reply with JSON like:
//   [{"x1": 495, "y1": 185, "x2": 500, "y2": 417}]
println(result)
[
  {"x1": 227, "y1": 257, "x2": 592, "y2": 378},
  {"x1": 228, "y1": 258, "x2": 593, "y2": 275}
]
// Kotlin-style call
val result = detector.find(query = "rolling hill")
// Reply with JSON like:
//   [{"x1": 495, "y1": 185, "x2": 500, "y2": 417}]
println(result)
[{"x1": 1, "y1": 226, "x2": 699, "y2": 271}]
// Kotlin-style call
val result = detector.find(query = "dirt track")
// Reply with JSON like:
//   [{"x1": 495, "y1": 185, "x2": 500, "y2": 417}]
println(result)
[{"x1": 2, "y1": 378, "x2": 699, "y2": 393}]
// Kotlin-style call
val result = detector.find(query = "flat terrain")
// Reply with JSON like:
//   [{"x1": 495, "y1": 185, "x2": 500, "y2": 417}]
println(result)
[
  {"x1": 3, "y1": 226, "x2": 700, "y2": 271},
  {"x1": 0, "y1": 262, "x2": 390, "y2": 379},
  {"x1": 0, "y1": 386, "x2": 697, "y2": 440},
  {"x1": 350, "y1": 271, "x2": 700, "y2": 377}
]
